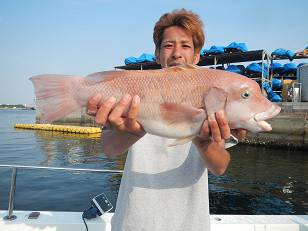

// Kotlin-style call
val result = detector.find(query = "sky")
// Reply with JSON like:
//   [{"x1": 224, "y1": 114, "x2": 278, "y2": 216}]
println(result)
[{"x1": 0, "y1": 0, "x2": 307, "y2": 105}]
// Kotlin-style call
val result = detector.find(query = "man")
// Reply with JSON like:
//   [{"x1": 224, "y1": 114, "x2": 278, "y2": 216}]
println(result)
[{"x1": 87, "y1": 9, "x2": 245, "y2": 231}]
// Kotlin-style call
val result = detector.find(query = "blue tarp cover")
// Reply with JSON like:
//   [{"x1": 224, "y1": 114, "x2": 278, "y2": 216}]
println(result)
[
  {"x1": 271, "y1": 48, "x2": 295, "y2": 60},
  {"x1": 245, "y1": 63, "x2": 268, "y2": 77},
  {"x1": 200, "y1": 48, "x2": 207, "y2": 56},
  {"x1": 262, "y1": 82, "x2": 282, "y2": 102},
  {"x1": 282, "y1": 63, "x2": 297, "y2": 74},
  {"x1": 202, "y1": 46, "x2": 225, "y2": 55},
  {"x1": 225, "y1": 65, "x2": 245, "y2": 75},
  {"x1": 270, "y1": 62, "x2": 283, "y2": 73},
  {"x1": 125, "y1": 53, "x2": 156, "y2": 65},
  {"x1": 225, "y1": 42, "x2": 248, "y2": 52},
  {"x1": 262, "y1": 82, "x2": 271, "y2": 92},
  {"x1": 272, "y1": 78, "x2": 282, "y2": 90},
  {"x1": 270, "y1": 93, "x2": 282, "y2": 102}
]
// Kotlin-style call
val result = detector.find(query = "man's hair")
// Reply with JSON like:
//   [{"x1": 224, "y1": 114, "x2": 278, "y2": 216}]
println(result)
[{"x1": 153, "y1": 9, "x2": 205, "y2": 54}]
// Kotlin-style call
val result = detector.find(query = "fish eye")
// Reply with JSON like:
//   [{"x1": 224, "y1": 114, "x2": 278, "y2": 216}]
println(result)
[{"x1": 241, "y1": 91, "x2": 250, "y2": 99}]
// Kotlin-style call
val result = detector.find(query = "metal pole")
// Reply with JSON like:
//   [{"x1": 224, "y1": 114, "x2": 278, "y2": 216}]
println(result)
[
  {"x1": 261, "y1": 51, "x2": 265, "y2": 85},
  {"x1": 266, "y1": 52, "x2": 272, "y2": 86},
  {"x1": 0, "y1": 164, "x2": 123, "y2": 173},
  {"x1": 3, "y1": 167, "x2": 17, "y2": 220},
  {"x1": 214, "y1": 56, "x2": 217, "y2": 69}
]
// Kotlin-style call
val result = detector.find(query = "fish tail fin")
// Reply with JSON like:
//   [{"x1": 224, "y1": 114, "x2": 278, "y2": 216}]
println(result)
[{"x1": 30, "y1": 75, "x2": 83, "y2": 123}]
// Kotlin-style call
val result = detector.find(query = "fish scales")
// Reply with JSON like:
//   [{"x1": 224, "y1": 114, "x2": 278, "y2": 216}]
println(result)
[{"x1": 30, "y1": 64, "x2": 281, "y2": 143}]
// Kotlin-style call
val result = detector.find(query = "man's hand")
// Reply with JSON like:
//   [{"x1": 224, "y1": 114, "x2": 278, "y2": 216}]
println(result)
[
  {"x1": 197, "y1": 109, "x2": 247, "y2": 145},
  {"x1": 86, "y1": 94, "x2": 145, "y2": 156},
  {"x1": 87, "y1": 94, "x2": 145, "y2": 137},
  {"x1": 196, "y1": 110, "x2": 230, "y2": 146}
]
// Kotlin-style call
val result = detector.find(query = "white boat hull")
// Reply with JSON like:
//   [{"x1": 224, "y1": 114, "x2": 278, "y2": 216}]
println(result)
[{"x1": 1, "y1": 210, "x2": 308, "y2": 231}]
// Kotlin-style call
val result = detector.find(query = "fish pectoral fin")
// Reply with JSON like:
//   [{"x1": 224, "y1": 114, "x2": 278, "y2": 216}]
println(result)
[
  {"x1": 203, "y1": 87, "x2": 227, "y2": 115},
  {"x1": 160, "y1": 103, "x2": 206, "y2": 126},
  {"x1": 168, "y1": 135, "x2": 196, "y2": 147}
]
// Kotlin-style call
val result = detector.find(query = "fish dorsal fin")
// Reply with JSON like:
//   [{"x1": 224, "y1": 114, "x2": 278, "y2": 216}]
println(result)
[
  {"x1": 163, "y1": 64, "x2": 200, "y2": 72},
  {"x1": 180, "y1": 64, "x2": 199, "y2": 69},
  {"x1": 86, "y1": 70, "x2": 131, "y2": 84},
  {"x1": 184, "y1": 64, "x2": 200, "y2": 69}
]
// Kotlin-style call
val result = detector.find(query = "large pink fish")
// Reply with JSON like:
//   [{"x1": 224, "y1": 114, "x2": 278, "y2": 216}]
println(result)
[{"x1": 31, "y1": 64, "x2": 280, "y2": 143}]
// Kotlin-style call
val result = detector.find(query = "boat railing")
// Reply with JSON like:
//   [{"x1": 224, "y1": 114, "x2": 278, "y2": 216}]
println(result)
[{"x1": 0, "y1": 164, "x2": 123, "y2": 221}]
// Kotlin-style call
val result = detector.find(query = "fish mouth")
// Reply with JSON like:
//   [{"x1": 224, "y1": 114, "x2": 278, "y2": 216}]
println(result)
[{"x1": 253, "y1": 104, "x2": 281, "y2": 131}]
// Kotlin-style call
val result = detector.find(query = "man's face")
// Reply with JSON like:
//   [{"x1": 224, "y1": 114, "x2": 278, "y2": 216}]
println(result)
[{"x1": 156, "y1": 26, "x2": 200, "y2": 68}]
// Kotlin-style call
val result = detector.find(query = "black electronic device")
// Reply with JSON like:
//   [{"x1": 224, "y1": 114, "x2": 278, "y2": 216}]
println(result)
[
  {"x1": 82, "y1": 192, "x2": 114, "y2": 230},
  {"x1": 91, "y1": 192, "x2": 113, "y2": 216}
]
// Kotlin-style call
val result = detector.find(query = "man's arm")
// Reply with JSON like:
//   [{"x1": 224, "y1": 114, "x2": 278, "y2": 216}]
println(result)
[
  {"x1": 193, "y1": 138, "x2": 230, "y2": 176},
  {"x1": 87, "y1": 94, "x2": 145, "y2": 157},
  {"x1": 99, "y1": 130, "x2": 144, "y2": 157},
  {"x1": 193, "y1": 111, "x2": 232, "y2": 176}
]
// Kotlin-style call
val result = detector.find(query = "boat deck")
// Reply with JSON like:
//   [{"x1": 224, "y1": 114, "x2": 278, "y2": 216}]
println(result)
[{"x1": 1, "y1": 211, "x2": 308, "y2": 231}]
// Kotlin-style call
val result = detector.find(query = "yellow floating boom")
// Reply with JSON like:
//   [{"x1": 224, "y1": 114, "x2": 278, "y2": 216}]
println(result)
[{"x1": 14, "y1": 124, "x2": 101, "y2": 134}]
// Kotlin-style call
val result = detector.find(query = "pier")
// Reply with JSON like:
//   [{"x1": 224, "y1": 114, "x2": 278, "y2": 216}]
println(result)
[{"x1": 245, "y1": 102, "x2": 308, "y2": 149}]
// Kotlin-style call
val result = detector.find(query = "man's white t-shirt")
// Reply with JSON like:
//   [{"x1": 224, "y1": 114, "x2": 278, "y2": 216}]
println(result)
[{"x1": 111, "y1": 133, "x2": 210, "y2": 231}]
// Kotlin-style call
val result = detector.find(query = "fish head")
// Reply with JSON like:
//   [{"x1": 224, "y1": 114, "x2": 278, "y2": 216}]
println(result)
[{"x1": 224, "y1": 78, "x2": 281, "y2": 132}]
